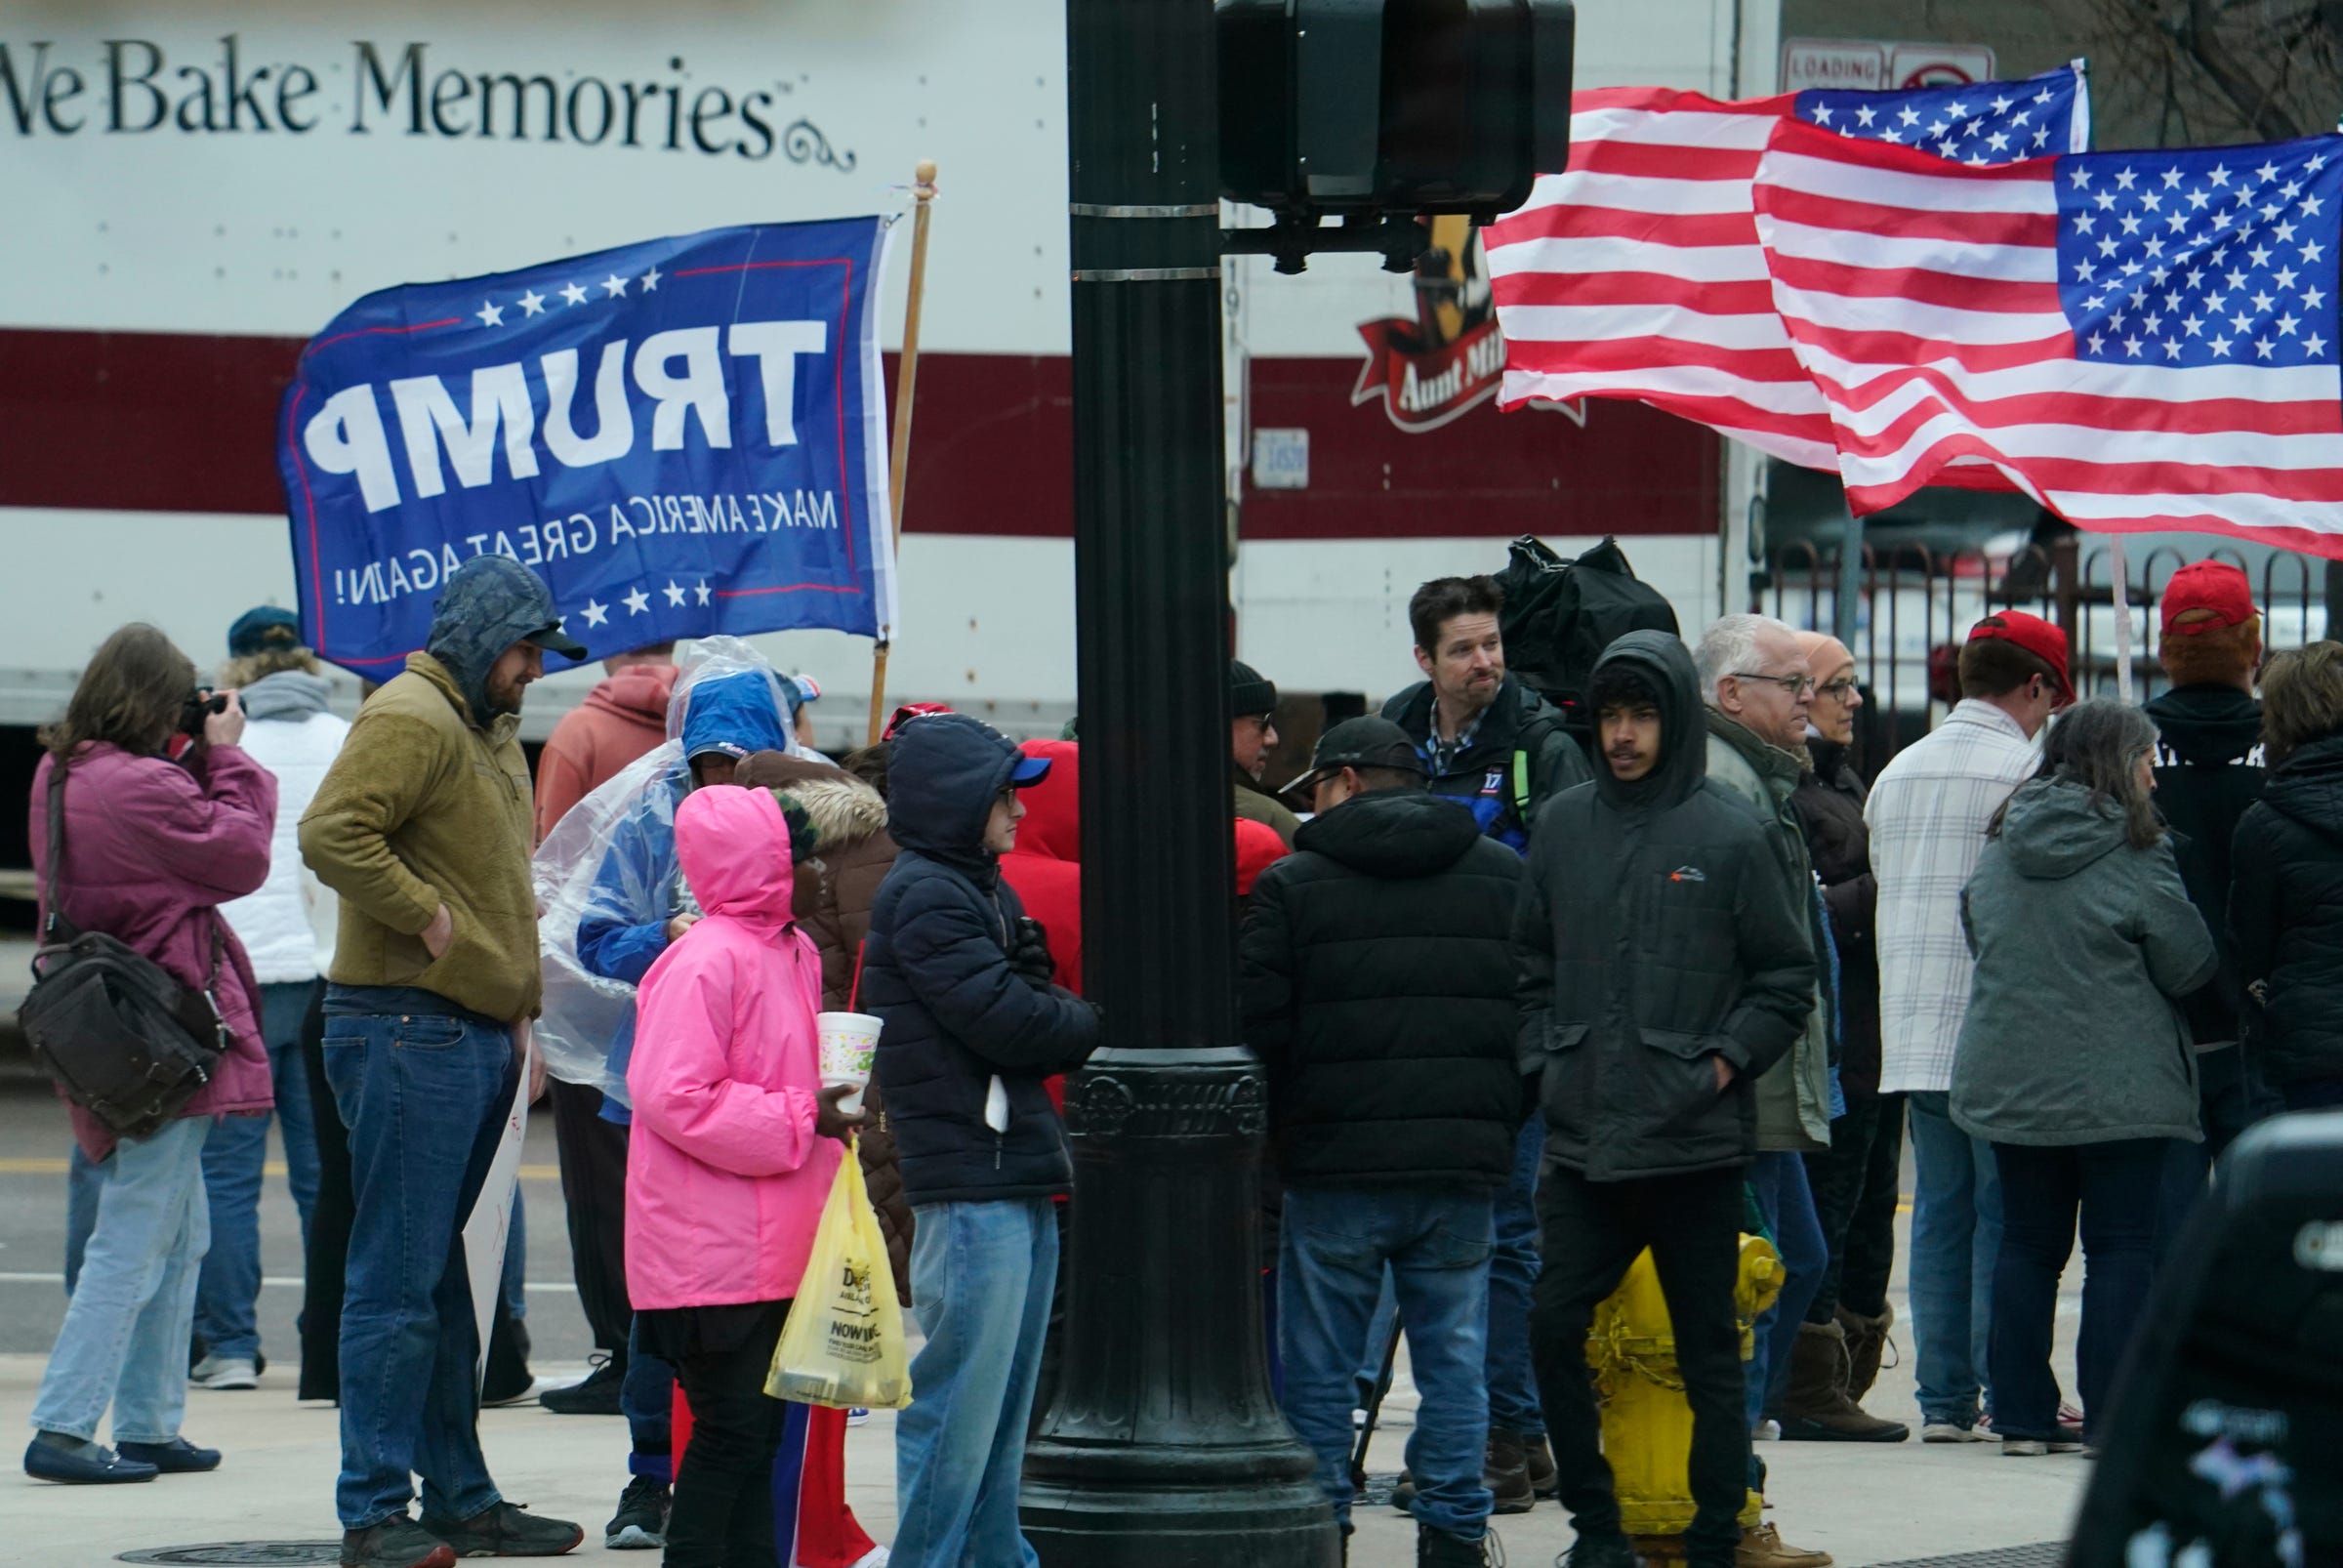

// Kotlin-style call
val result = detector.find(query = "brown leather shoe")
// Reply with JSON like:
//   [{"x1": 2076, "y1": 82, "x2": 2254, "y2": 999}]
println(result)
[
  {"x1": 1736, "y1": 1522, "x2": 1834, "y2": 1568},
  {"x1": 1482, "y1": 1429, "x2": 1536, "y2": 1513}
]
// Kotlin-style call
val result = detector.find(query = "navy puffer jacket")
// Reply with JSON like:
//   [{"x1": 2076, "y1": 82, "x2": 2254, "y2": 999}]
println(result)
[{"x1": 864, "y1": 715, "x2": 1099, "y2": 1205}]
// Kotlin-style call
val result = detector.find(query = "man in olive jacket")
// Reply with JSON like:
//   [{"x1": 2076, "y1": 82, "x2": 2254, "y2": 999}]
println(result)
[
  {"x1": 299, "y1": 555, "x2": 588, "y2": 1568},
  {"x1": 1517, "y1": 632, "x2": 1814, "y2": 1568}
]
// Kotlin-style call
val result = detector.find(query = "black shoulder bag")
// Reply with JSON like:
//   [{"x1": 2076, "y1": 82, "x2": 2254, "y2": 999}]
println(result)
[{"x1": 17, "y1": 763, "x2": 228, "y2": 1139}]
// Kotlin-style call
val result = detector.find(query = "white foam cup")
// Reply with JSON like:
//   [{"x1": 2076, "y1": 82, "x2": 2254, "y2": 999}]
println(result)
[{"x1": 818, "y1": 1011, "x2": 883, "y2": 1116}]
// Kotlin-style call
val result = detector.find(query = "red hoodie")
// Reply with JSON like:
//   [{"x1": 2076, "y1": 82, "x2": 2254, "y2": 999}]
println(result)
[
  {"x1": 1000, "y1": 738, "x2": 1083, "y2": 995},
  {"x1": 533, "y1": 663, "x2": 681, "y2": 843}
]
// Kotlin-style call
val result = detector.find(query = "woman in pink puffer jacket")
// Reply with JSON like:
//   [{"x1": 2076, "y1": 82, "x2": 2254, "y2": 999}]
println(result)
[{"x1": 625, "y1": 783, "x2": 863, "y2": 1568}]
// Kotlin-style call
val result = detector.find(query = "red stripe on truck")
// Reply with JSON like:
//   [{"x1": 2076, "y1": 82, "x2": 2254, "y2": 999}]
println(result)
[{"x1": 0, "y1": 327, "x2": 1718, "y2": 539}]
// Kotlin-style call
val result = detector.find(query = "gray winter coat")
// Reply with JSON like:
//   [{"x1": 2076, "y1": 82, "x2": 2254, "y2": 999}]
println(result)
[{"x1": 1952, "y1": 777, "x2": 2217, "y2": 1147}]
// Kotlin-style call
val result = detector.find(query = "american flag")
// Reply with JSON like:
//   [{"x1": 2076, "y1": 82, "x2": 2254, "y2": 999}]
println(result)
[
  {"x1": 1752, "y1": 120, "x2": 2343, "y2": 554},
  {"x1": 1484, "y1": 66, "x2": 2089, "y2": 470}
]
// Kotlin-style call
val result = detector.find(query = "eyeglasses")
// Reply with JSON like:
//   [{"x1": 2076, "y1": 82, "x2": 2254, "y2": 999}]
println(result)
[
  {"x1": 1816, "y1": 678, "x2": 1860, "y2": 702},
  {"x1": 1730, "y1": 671, "x2": 1818, "y2": 698}
]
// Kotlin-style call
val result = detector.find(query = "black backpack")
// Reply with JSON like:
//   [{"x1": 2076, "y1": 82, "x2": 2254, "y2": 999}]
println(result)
[
  {"x1": 18, "y1": 764, "x2": 228, "y2": 1139},
  {"x1": 1496, "y1": 535, "x2": 1681, "y2": 735}
]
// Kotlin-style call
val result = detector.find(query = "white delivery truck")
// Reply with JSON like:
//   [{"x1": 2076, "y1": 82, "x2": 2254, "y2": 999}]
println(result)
[{"x1": 0, "y1": 0, "x2": 1777, "y2": 868}]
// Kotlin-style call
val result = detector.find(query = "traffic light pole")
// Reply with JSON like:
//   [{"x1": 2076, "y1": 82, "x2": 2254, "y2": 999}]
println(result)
[{"x1": 1018, "y1": 1, "x2": 1337, "y2": 1563}]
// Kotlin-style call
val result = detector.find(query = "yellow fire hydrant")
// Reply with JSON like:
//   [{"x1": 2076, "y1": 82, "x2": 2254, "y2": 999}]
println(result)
[{"x1": 1583, "y1": 1235, "x2": 1783, "y2": 1546}]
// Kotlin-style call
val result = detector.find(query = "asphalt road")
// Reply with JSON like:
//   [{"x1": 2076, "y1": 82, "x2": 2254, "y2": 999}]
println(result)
[{"x1": 0, "y1": 1076, "x2": 597, "y2": 1369}]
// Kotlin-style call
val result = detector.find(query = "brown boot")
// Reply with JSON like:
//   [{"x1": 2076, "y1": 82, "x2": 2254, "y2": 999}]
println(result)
[
  {"x1": 1482, "y1": 1429, "x2": 1536, "y2": 1513},
  {"x1": 1775, "y1": 1322, "x2": 1909, "y2": 1443},
  {"x1": 1737, "y1": 1522, "x2": 1833, "y2": 1568},
  {"x1": 1514, "y1": 1428, "x2": 1559, "y2": 1498},
  {"x1": 1836, "y1": 1304, "x2": 1894, "y2": 1401}
]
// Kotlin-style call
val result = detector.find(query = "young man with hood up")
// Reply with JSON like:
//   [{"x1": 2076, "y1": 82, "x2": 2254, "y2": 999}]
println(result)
[
  {"x1": 1516, "y1": 632, "x2": 1816, "y2": 1568},
  {"x1": 1240, "y1": 717, "x2": 1523, "y2": 1568},
  {"x1": 862, "y1": 713, "x2": 1100, "y2": 1568},
  {"x1": 299, "y1": 554, "x2": 588, "y2": 1568}
]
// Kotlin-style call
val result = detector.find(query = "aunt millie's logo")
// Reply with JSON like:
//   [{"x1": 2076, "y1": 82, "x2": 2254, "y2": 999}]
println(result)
[{"x1": 1351, "y1": 217, "x2": 1585, "y2": 435}]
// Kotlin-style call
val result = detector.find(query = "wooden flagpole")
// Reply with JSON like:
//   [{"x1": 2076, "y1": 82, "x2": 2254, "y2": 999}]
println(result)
[{"x1": 868, "y1": 160, "x2": 939, "y2": 745}]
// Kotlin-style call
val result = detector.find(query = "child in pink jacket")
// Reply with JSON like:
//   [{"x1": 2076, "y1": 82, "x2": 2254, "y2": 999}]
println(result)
[{"x1": 625, "y1": 784, "x2": 861, "y2": 1568}]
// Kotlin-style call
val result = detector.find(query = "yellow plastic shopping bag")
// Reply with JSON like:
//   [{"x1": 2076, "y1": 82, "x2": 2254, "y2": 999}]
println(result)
[{"x1": 765, "y1": 1135, "x2": 912, "y2": 1410}]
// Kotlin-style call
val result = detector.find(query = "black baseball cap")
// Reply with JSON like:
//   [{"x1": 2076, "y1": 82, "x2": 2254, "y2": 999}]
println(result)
[{"x1": 1279, "y1": 716, "x2": 1428, "y2": 795}]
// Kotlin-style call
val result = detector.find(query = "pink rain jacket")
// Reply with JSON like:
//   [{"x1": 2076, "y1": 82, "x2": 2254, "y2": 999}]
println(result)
[
  {"x1": 625, "y1": 784, "x2": 840, "y2": 1310},
  {"x1": 30, "y1": 742, "x2": 277, "y2": 1162}
]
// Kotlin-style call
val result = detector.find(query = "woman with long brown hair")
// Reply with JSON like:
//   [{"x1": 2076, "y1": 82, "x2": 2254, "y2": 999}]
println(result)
[{"x1": 22, "y1": 624, "x2": 276, "y2": 1485}]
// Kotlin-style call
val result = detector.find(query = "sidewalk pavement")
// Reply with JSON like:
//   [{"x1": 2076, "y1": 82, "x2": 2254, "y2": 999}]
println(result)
[{"x1": 2, "y1": 1327, "x2": 2087, "y2": 1568}]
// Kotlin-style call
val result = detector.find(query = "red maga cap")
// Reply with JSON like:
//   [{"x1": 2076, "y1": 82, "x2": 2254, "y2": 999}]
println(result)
[
  {"x1": 2160, "y1": 560, "x2": 2257, "y2": 636},
  {"x1": 1966, "y1": 609, "x2": 2076, "y2": 707}
]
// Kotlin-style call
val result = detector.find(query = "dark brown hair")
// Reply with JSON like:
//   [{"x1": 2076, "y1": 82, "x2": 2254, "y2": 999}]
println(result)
[
  {"x1": 43, "y1": 624, "x2": 197, "y2": 759},
  {"x1": 1408, "y1": 576, "x2": 1504, "y2": 656},
  {"x1": 1957, "y1": 635, "x2": 2064, "y2": 702},
  {"x1": 2260, "y1": 641, "x2": 2343, "y2": 763}
]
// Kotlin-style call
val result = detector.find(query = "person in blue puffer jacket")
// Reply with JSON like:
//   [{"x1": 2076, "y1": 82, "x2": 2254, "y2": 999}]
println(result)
[{"x1": 863, "y1": 712, "x2": 1098, "y2": 1568}]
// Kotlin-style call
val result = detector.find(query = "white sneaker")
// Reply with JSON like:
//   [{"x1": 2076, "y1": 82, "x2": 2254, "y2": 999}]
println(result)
[
  {"x1": 845, "y1": 1407, "x2": 872, "y2": 1427},
  {"x1": 1751, "y1": 1419, "x2": 1781, "y2": 1441},
  {"x1": 1920, "y1": 1423, "x2": 1993, "y2": 1443},
  {"x1": 189, "y1": 1355, "x2": 259, "y2": 1390}
]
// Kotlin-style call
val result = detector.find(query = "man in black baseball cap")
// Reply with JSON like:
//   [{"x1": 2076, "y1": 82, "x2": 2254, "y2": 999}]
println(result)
[{"x1": 1242, "y1": 714, "x2": 1525, "y2": 1567}]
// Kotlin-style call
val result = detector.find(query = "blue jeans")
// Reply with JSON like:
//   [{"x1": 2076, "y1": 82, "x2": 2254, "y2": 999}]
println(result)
[
  {"x1": 31, "y1": 1117, "x2": 212, "y2": 1443},
  {"x1": 1906, "y1": 1091, "x2": 2001, "y2": 1428},
  {"x1": 1989, "y1": 1139, "x2": 2169, "y2": 1443},
  {"x1": 1485, "y1": 1118, "x2": 1544, "y2": 1435},
  {"x1": 1746, "y1": 1153, "x2": 1826, "y2": 1425},
  {"x1": 893, "y1": 1199, "x2": 1057, "y2": 1568},
  {"x1": 64, "y1": 1143, "x2": 102, "y2": 1296},
  {"x1": 323, "y1": 996, "x2": 515, "y2": 1530},
  {"x1": 624, "y1": 1316, "x2": 678, "y2": 1484},
  {"x1": 193, "y1": 980, "x2": 323, "y2": 1363},
  {"x1": 1280, "y1": 1185, "x2": 1495, "y2": 1539}
]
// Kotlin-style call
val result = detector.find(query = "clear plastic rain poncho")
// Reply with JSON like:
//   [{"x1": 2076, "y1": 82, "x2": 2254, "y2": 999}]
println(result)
[{"x1": 534, "y1": 638, "x2": 805, "y2": 1106}]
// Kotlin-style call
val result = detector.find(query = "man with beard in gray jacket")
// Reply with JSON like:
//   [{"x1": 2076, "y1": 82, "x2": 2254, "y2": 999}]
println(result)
[{"x1": 1516, "y1": 632, "x2": 1815, "y2": 1568}]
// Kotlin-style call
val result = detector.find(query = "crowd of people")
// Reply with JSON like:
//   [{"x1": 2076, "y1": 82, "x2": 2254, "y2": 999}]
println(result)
[{"x1": 17, "y1": 546, "x2": 2330, "y2": 1568}]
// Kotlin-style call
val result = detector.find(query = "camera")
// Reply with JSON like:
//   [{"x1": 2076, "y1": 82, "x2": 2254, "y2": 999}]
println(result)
[{"x1": 179, "y1": 688, "x2": 229, "y2": 737}]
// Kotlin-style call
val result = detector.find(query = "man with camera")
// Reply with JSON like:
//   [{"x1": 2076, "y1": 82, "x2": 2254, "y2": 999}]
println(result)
[{"x1": 300, "y1": 556, "x2": 589, "y2": 1568}]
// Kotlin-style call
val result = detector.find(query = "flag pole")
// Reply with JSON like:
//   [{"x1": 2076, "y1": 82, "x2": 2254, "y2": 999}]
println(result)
[{"x1": 868, "y1": 159, "x2": 939, "y2": 746}]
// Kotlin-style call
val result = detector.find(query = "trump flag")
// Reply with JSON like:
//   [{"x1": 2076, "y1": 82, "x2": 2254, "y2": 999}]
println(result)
[{"x1": 278, "y1": 217, "x2": 897, "y2": 674}]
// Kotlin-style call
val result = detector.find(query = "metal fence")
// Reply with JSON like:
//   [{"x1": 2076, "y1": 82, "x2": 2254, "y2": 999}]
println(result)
[{"x1": 1765, "y1": 537, "x2": 2331, "y2": 762}]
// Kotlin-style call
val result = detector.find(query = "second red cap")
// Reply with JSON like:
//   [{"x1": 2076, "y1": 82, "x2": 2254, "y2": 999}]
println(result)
[{"x1": 1966, "y1": 609, "x2": 2076, "y2": 707}]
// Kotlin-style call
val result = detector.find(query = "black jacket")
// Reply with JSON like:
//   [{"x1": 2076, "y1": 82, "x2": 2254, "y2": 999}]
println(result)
[
  {"x1": 1380, "y1": 675, "x2": 1592, "y2": 853},
  {"x1": 2145, "y1": 683, "x2": 2266, "y2": 1048},
  {"x1": 865, "y1": 716, "x2": 1099, "y2": 1205},
  {"x1": 1792, "y1": 740, "x2": 1881, "y2": 1099},
  {"x1": 1239, "y1": 788, "x2": 1525, "y2": 1189},
  {"x1": 2231, "y1": 731, "x2": 2343, "y2": 1088},
  {"x1": 1515, "y1": 632, "x2": 1816, "y2": 1181}
]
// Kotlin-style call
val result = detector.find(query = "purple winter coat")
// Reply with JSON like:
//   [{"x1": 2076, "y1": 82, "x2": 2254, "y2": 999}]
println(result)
[{"x1": 31, "y1": 741, "x2": 277, "y2": 1161}]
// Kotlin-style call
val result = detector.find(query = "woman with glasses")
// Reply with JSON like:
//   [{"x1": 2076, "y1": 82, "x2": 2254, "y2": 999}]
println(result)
[
  {"x1": 1952, "y1": 699, "x2": 2213, "y2": 1455},
  {"x1": 1776, "y1": 634, "x2": 1910, "y2": 1442}
]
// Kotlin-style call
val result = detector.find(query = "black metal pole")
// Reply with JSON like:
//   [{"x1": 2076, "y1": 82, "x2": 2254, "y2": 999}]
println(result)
[{"x1": 1019, "y1": 2, "x2": 1336, "y2": 1564}]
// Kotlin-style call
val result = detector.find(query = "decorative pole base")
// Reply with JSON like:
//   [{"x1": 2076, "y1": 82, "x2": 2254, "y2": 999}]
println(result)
[{"x1": 1021, "y1": 1050, "x2": 1338, "y2": 1568}]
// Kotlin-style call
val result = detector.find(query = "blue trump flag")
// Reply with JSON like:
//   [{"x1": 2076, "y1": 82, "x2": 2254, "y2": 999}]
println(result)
[{"x1": 278, "y1": 217, "x2": 897, "y2": 674}]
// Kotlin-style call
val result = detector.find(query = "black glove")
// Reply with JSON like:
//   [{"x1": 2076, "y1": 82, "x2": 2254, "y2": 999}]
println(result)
[{"x1": 1008, "y1": 916, "x2": 1056, "y2": 990}]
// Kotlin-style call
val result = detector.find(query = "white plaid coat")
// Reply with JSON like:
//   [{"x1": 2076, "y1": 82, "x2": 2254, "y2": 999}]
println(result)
[{"x1": 1865, "y1": 700, "x2": 2042, "y2": 1094}]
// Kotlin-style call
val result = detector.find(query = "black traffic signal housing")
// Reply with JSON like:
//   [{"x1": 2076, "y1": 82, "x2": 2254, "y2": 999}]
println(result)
[{"x1": 1218, "y1": 0, "x2": 1574, "y2": 272}]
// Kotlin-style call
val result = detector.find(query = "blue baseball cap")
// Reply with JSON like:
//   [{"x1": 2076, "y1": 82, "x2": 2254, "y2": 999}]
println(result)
[
  {"x1": 1009, "y1": 753, "x2": 1053, "y2": 787},
  {"x1": 228, "y1": 605, "x2": 302, "y2": 657}
]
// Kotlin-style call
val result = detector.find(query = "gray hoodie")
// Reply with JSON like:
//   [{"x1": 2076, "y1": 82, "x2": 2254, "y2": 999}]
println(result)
[{"x1": 1952, "y1": 777, "x2": 2217, "y2": 1146}]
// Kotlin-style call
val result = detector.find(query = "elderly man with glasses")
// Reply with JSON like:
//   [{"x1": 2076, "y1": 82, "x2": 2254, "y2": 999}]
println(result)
[{"x1": 1693, "y1": 615, "x2": 1843, "y2": 1568}]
